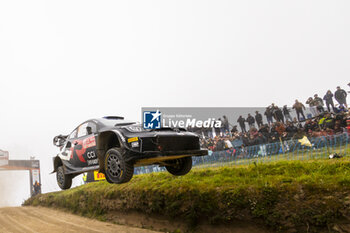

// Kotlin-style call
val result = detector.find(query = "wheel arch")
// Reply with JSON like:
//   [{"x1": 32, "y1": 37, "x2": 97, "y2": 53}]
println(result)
[
  {"x1": 52, "y1": 156, "x2": 63, "y2": 173},
  {"x1": 97, "y1": 131, "x2": 122, "y2": 173}
]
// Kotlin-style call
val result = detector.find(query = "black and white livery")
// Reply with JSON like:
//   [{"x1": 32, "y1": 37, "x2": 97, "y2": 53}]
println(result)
[{"x1": 52, "y1": 116, "x2": 207, "y2": 190}]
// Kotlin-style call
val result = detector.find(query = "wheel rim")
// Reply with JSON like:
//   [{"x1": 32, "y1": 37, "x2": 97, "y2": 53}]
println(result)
[
  {"x1": 57, "y1": 169, "x2": 64, "y2": 185},
  {"x1": 172, "y1": 159, "x2": 182, "y2": 170},
  {"x1": 107, "y1": 154, "x2": 122, "y2": 178}
]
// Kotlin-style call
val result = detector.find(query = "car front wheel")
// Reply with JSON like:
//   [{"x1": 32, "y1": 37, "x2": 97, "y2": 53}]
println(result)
[
  {"x1": 104, "y1": 148, "x2": 134, "y2": 184},
  {"x1": 56, "y1": 166, "x2": 72, "y2": 190},
  {"x1": 165, "y1": 156, "x2": 192, "y2": 176}
]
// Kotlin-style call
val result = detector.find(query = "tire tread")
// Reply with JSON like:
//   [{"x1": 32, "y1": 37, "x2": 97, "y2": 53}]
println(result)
[
  {"x1": 104, "y1": 147, "x2": 134, "y2": 184},
  {"x1": 165, "y1": 156, "x2": 192, "y2": 176}
]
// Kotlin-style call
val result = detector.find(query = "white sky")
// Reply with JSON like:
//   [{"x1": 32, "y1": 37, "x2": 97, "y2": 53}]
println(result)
[{"x1": 0, "y1": 0, "x2": 349, "y2": 205}]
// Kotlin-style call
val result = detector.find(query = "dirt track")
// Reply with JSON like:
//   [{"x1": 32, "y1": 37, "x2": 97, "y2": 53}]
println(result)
[{"x1": 0, "y1": 206, "x2": 160, "y2": 233}]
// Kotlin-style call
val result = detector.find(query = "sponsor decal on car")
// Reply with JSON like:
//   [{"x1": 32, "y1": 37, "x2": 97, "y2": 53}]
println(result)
[
  {"x1": 127, "y1": 137, "x2": 138, "y2": 143},
  {"x1": 70, "y1": 140, "x2": 86, "y2": 162},
  {"x1": 86, "y1": 151, "x2": 98, "y2": 165},
  {"x1": 87, "y1": 159, "x2": 98, "y2": 165},
  {"x1": 93, "y1": 171, "x2": 106, "y2": 181},
  {"x1": 83, "y1": 136, "x2": 96, "y2": 149}
]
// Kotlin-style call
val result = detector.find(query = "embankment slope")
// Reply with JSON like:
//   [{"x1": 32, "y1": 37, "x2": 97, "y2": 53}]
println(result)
[{"x1": 25, "y1": 158, "x2": 350, "y2": 232}]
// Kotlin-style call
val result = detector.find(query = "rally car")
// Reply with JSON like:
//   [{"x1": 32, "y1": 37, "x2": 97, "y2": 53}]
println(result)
[{"x1": 52, "y1": 116, "x2": 207, "y2": 190}]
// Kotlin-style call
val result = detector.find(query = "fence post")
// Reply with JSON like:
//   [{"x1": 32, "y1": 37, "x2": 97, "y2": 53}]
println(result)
[{"x1": 346, "y1": 133, "x2": 349, "y2": 156}]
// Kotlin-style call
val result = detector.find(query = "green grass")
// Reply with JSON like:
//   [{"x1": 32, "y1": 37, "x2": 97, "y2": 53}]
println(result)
[
  {"x1": 24, "y1": 157, "x2": 350, "y2": 232},
  {"x1": 195, "y1": 143, "x2": 350, "y2": 168}
]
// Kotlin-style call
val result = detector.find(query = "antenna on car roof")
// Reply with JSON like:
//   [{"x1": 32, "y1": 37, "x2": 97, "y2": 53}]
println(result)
[{"x1": 103, "y1": 116, "x2": 125, "y2": 120}]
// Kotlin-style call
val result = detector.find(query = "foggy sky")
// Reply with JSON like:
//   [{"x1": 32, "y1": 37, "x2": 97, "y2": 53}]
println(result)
[{"x1": 0, "y1": 0, "x2": 349, "y2": 206}]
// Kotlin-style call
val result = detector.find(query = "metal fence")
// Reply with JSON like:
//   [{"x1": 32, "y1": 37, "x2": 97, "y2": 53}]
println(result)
[{"x1": 134, "y1": 132, "x2": 349, "y2": 174}]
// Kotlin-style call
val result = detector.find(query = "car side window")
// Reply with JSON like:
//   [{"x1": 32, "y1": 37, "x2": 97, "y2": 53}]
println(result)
[
  {"x1": 87, "y1": 122, "x2": 97, "y2": 135},
  {"x1": 77, "y1": 123, "x2": 89, "y2": 138},
  {"x1": 68, "y1": 129, "x2": 77, "y2": 139}
]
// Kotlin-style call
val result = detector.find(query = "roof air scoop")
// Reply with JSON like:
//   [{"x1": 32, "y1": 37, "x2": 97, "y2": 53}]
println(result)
[{"x1": 103, "y1": 116, "x2": 125, "y2": 120}]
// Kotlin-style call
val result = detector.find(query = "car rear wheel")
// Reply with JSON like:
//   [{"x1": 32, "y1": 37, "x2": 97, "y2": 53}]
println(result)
[
  {"x1": 165, "y1": 156, "x2": 192, "y2": 176},
  {"x1": 104, "y1": 148, "x2": 134, "y2": 184},
  {"x1": 56, "y1": 166, "x2": 72, "y2": 190}
]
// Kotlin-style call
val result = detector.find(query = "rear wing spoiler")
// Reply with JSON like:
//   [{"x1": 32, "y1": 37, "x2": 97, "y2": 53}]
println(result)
[{"x1": 53, "y1": 135, "x2": 68, "y2": 147}]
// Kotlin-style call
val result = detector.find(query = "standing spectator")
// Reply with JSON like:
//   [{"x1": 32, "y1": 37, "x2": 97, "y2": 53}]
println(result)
[
  {"x1": 323, "y1": 90, "x2": 335, "y2": 112},
  {"x1": 264, "y1": 107, "x2": 274, "y2": 125},
  {"x1": 255, "y1": 111, "x2": 263, "y2": 128},
  {"x1": 335, "y1": 86, "x2": 348, "y2": 108},
  {"x1": 33, "y1": 181, "x2": 41, "y2": 196},
  {"x1": 274, "y1": 106, "x2": 284, "y2": 123},
  {"x1": 222, "y1": 115, "x2": 230, "y2": 134},
  {"x1": 270, "y1": 104, "x2": 278, "y2": 122},
  {"x1": 313, "y1": 94, "x2": 324, "y2": 113},
  {"x1": 283, "y1": 105, "x2": 293, "y2": 122},
  {"x1": 237, "y1": 115, "x2": 246, "y2": 133},
  {"x1": 246, "y1": 113, "x2": 255, "y2": 129},
  {"x1": 306, "y1": 97, "x2": 317, "y2": 116},
  {"x1": 293, "y1": 99, "x2": 306, "y2": 122}
]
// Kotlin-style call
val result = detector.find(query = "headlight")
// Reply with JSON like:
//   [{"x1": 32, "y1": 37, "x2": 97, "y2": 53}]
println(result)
[{"x1": 131, "y1": 141, "x2": 139, "y2": 148}]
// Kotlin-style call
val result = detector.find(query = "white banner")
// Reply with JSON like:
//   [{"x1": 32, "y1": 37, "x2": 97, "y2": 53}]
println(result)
[{"x1": 32, "y1": 169, "x2": 40, "y2": 184}]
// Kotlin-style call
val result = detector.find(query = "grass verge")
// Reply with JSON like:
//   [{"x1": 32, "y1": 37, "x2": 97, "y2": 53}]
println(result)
[{"x1": 24, "y1": 157, "x2": 350, "y2": 232}]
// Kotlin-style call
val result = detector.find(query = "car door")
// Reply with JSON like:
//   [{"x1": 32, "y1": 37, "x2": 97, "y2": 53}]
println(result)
[
  {"x1": 72, "y1": 122, "x2": 98, "y2": 167},
  {"x1": 59, "y1": 129, "x2": 77, "y2": 163}
]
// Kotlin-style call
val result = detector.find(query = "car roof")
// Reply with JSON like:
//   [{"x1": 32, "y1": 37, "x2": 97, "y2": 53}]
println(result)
[{"x1": 91, "y1": 116, "x2": 137, "y2": 128}]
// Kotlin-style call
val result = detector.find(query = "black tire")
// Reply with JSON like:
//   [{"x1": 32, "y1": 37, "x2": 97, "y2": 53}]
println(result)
[
  {"x1": 104, "y1": 148, "x2": 134, "y2": 184},
  {"x1": 56, "y1": 166, "x2": 72, "y2": 190},
  {"x1": 165, "y1": 156, "x2": 192, "y2": 176}
]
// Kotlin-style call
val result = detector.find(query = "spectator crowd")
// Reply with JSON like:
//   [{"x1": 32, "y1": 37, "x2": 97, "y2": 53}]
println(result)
[{"x1": 192, "y1": 84, "x2": 350, "y2": 151}]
